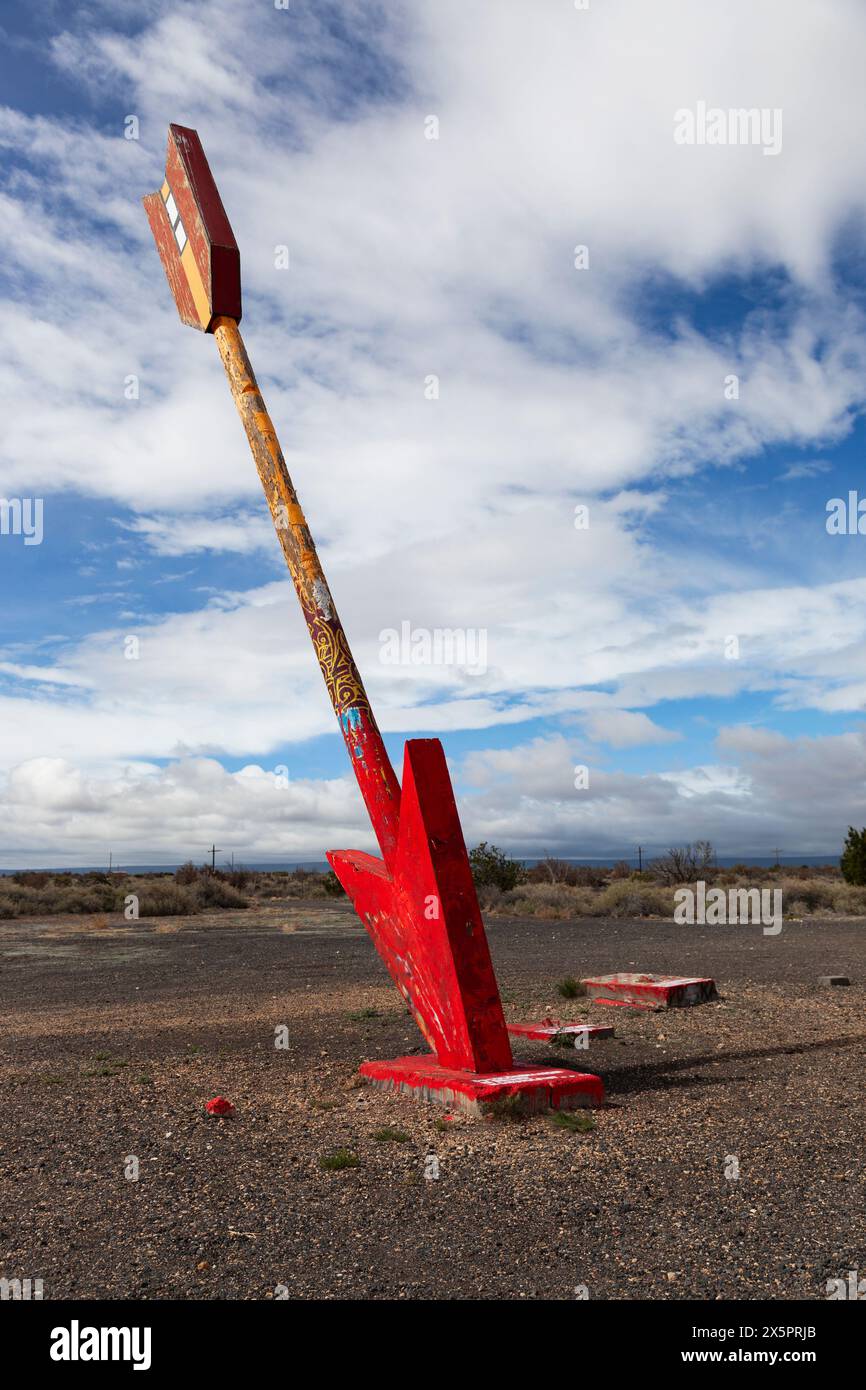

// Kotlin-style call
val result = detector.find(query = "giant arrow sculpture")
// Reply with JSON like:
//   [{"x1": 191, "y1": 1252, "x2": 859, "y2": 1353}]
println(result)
[{"x1": 144, "y1": 125, "x2": 603, "y2": 1114}]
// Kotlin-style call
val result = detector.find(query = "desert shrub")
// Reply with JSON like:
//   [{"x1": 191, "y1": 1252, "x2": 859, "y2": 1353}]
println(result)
[
  {"x1": 11, "y1": 871, "x2": 51, "y2": 888},
  {"x1": 597, "y1": 879, "x2": 674, "y2": 917},
  {"x1": 777, "y1": 877, "x2": 836, "y2": 913},
  {"x1": 841, "y1": 827, "x2": 866, "y2": 886},
  {"x1": 557, "y1": 975, "x2": 584, "y2": 999},
  {"x1": 578, "y1": 866, "x2": 610, "y2": 887},
  {"x1": 27, "y1": 881, "x2": 117, "y2": 914},
  {"x1": 650, "y1": 840, "x2": 716, "y2": 885},
  {"x1": 227, "y1": 868, "x2": 250, "y2": 889},
  {"x1": 609, "y1": 860, "x2": 632, "y2": 880},
  {"x1": 469, "y1": 842, "x2": 524, "y2": 891},
  {"x1": 0, "y1": 880, "x2": 117, "y2": 916},
  {"x1": 497, "y1": 883, "x2": 601, "y2": 918},
  {"x1": 130, "y1": 884, "x2": 194, "y2": 917},
  {"x1": 322, "y1": 871, "x2": 345, "y2": 897},
  {"x1": 525, "y1": 858, "x2": 605, "y2": 888},
  {"x1": 191, "y1": 876, "x2": 247, "y2": 909},
  {"x1": 723, "y1": 864, "x2": 768, "y2": 882},
  {"x1": 781, "y1": 896, "x2": 807, "y2": 918},
  {"x1": 483, "y1": 879, "x2": 674, "y2": 919},
  {"x1": 175, "y1": 861, "x2": 199, "y2": 886},
  {"x1": 525, "y1": 859, "x2": 556, "y2": 884},
  {"x1": 250, "y1": 871, "x2": 328, "y2": 899},
  {"x1": 829, "y1": 882, "x2": 866, "y2": 915},
  {"x1": 61, "y1": 886, "x2": 116, "y2": 913},
  {"x1": 475, "y1": 882, "x2": 503, "y2": 911}
]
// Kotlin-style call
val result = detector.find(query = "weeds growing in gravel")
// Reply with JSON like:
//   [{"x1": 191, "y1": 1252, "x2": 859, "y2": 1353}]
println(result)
[
  {"x1": 85, "y1": 1058, "x2": 128, "y2": 1078},
  {"x1": 372, "y1": 1127, "x2": 410, "y2": 1143},
  {"x1": 557, "y1": 976, "x2": 585, "y2": 999},
  {"x1": 485, "y1": 1094, "x2": 532, "y2": 1121},
  {"x1": 549, "y1": 1109, "x2": 596, "y2": 1133},
  {"x1": 318, "y1": 1149, "x2": 360, "y2": 1171}
]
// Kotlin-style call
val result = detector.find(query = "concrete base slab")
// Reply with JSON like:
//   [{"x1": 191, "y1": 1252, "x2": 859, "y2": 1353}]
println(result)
[
  {"x1": 583, "y1": 972, "x2": 719, "y2": 1009},
  {"x1": 592, "y1": 996, "x2": 659, "y2": 1011},
  {"x1": 359, "y1": 1055, "x2": 604, "y2": 1115},
  {"x1": 507, "y1": 1018, "x2": 615, "y2": 1043},
  {"x1": 818, "y1": 974, "x2": 850, "y2": 986}
]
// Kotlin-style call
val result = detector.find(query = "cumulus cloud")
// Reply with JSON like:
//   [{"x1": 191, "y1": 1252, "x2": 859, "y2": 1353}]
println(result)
[
  {"x1": 582, "y1": 710, "x2": 680, "y2": 748},
  {"x1": 2, "y1": 0, "x2": 866, "y2": 860},
  {"x1": 457, "y1": 727, "x2": 866, "y2": 858},
  {"x1": 1, "y1": 756, "x2": 374, "y2": 866}
]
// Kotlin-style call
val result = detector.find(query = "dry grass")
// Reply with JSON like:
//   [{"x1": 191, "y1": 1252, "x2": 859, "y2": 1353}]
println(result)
[
  {"x1": 2, "y1": 862, "x2": 863, "y2": 923},
  {"x1": 477, "y1": 871, "x2": 866, "y2": 920},
  {"x1": 0, "y1": 869, "x2": 248, "y2": 920}
]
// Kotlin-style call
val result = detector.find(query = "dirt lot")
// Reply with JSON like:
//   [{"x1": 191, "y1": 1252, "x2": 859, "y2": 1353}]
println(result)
[{"x1": 0, "y1": 900, "x2": 863, "y2": 1300}]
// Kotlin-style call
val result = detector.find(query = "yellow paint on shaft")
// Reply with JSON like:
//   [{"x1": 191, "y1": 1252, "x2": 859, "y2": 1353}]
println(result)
[
  {"x1": 211, "y1": 314, "x2": 404, "y2": 868},
  {"x1": 180, "y1": 238, "x2": 211, "y2": 330},
  {"x1": 212, "y1": 316, "x2": 359, "y2": 680}
]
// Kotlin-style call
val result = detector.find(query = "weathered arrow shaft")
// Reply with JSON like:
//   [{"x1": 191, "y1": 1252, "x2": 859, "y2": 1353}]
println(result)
[{"x1": 213, "y1": 315, "x2": 401, "y2": 868}]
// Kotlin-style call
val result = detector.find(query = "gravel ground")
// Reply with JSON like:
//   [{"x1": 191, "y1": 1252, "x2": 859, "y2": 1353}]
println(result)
[{"x1": 0, "y1": 901, "x2": 863, "y2": 1301}]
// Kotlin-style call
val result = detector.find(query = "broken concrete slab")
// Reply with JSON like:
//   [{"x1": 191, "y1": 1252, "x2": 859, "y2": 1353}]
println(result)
[
  {"x1": 582, "y1": 972, "x2": 719, "y2": 1010},
  {"x1": 818, "y1": 974, "x2": 850, "y2": 986},
  {"x1": 507, "y1": 1018, "x2": 615, "y2": 1043}
]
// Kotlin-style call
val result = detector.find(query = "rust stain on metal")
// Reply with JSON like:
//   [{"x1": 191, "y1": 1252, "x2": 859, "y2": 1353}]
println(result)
[{"x1": 212, "y1": 315, "x2": 401, "y2": 868}]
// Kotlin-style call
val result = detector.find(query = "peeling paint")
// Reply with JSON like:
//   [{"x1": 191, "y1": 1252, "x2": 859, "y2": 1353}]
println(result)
[{"x1": 311, "y1": 578, "x2": 333, "y2": 620}]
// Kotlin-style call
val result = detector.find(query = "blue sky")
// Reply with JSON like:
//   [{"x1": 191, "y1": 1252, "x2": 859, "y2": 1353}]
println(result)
[{"x1": 1, "y1": 0, "x2": 866, "y2": 866}]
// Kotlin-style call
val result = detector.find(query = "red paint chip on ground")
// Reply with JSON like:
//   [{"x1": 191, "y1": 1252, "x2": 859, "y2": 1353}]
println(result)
[{"x1": 205, "y1": 1096, "x2": 235, "y2": 1116}]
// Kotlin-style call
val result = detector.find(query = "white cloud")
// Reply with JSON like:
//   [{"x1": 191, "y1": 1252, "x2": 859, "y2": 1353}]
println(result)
[
  {"x1": 456, "y1": 727, "x2": 866, "y2": 857},
  {"x1": 1, "y1": 756, "x2": 374, "y2": 865},
  {"x1": 2, "y1": 0, "x2": 866, "y2": 859},
  {"x1": 582, "y1": 709, "x2": 680, "y2": 748},
  {"x1": 776, "y1": 459, "x2": 832, "y2": 481},
  {"x1": 123, "y1": 511, "x2": 276, "y2": 557}
]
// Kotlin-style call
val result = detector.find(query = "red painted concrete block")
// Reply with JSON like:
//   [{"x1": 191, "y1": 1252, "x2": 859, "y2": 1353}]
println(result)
[
  {"x1": 507, "y1": 1019, "x2": 615, "y2": 1043},
  {"x1": 582, "y1": 972, "x2": 719, "y2": 1010},
  {"x1": 360, "y1": 1056, "x2": 604, "y2": 1116}
]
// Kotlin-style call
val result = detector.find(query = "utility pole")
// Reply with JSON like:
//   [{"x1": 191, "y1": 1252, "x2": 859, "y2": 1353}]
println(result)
[
  {"x1": 208, "y1": 845, "x2": 220, "y2": 871},
  {"x1": 637, "y1": 845, "x2": 643, "y2": 873}
]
